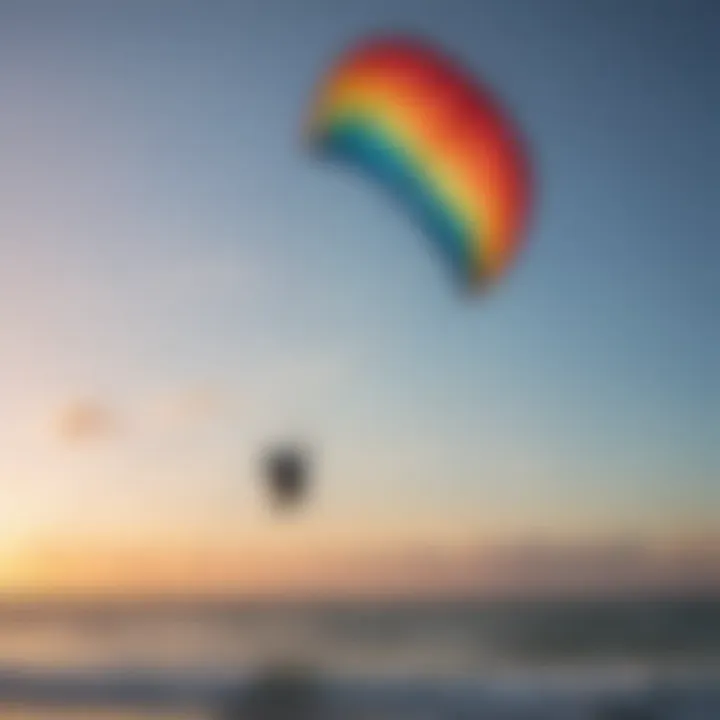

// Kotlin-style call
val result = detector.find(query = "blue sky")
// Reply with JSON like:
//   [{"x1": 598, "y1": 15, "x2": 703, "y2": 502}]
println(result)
[{"x1": 0, "y1": 0, "x2": 717, "y2": 587}]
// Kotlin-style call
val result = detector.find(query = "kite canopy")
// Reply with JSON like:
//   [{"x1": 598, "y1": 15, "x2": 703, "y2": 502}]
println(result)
[{"x1": 306, "y1": 34, "x2": 532, "y2": 291}]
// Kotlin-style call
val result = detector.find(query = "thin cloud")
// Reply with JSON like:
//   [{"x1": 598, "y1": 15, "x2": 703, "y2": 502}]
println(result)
[
  {"x1": 467, "y1": 538, "x2": 720, "y2": 597},
  {"x1": 54, "y1": 400, "x2": 118, "y2": 444},
  {"x1": 294, "y1": 537, "x2": 720, "y2": 598}
]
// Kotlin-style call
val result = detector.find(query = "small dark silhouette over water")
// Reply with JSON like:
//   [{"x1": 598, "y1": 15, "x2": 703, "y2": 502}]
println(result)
[
  {"x1": 219, "y1": 662, "x2": 323, "y2": 720},
  {"x1": 261, "y1": 443, "x2": 312, "y2": 511}
]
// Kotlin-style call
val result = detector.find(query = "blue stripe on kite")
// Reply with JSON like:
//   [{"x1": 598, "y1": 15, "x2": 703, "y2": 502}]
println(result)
[{"x1": 315, "y1": 120, "x2": 475, "y2": 286}]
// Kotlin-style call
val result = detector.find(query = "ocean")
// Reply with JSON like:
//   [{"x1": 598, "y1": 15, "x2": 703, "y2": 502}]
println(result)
[{"x1": 0, "y1": 597, "x2": 717, "y2": 718}]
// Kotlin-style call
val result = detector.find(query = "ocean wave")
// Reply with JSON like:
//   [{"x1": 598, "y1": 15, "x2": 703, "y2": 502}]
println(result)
[{"x1": 0, "y1": 664, "x2": 718, "y2": 719}]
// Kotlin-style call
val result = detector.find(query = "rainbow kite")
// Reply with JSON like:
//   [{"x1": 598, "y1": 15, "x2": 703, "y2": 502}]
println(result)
[{"x1": 306, "y1": 35, "x2": 532, "y2": 291}]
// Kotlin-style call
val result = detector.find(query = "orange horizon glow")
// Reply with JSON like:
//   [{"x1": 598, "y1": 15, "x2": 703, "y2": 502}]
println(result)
[{"x1": 1, "y1": 529, "x2": 717, "y2": 599}]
